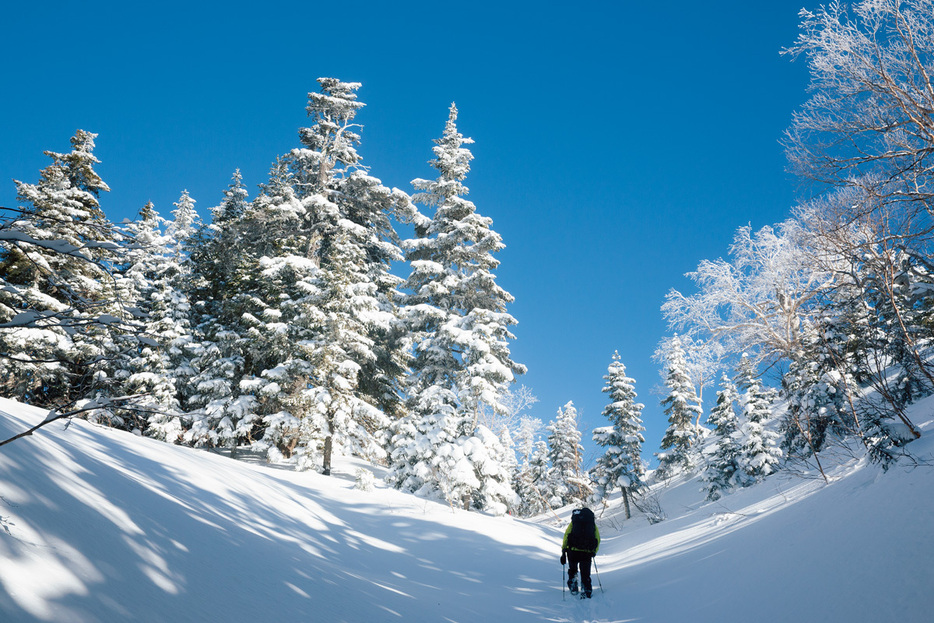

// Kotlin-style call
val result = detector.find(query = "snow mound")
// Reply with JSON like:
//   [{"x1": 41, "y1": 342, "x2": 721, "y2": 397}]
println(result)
[{"x1": 1, "y1": 396, "x2": 932, "y2": 622}]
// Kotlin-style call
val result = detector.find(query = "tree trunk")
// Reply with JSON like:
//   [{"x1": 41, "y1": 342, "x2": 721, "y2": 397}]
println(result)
[
  {"x1": 323, "y1": 436, "x2": 332, "y2": 476},
  {"x1": 622, "y1": 487, "x2": 632, "y2": 520}
]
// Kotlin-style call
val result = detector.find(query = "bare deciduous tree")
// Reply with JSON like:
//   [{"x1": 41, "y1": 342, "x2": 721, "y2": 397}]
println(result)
[{"x1": 783, "y1": 0, "x2": 934, "y2": 247}]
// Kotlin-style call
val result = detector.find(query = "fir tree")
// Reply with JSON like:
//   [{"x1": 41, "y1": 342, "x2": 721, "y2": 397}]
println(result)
[
  {"x1": 243, "y1": 78, "x2": 410, "y2": 472},
  {"x1": 181, "y1": 171, "x2": 270, "y2": 449},
  {"x1": 386, "y1": 385, "x2": 461, "y2": 498},
  {"x1": 848, "y1": 248, "x2": 930, "y2": 462},
  {"x1": 655, "y1": 336, "x2": 703, "y2": 480},
  {"x1": 512, "y1": 416, "x2": 547, "y2": 516},
  {"x1": 168, "y1": 190, "x2": 199, "y2": 258},
  {"x1": 181, "y1": 160, "x2": 304, "y2": 449},
  {"x1": 293, "y1": 226, "x2": 391, "y2": 473},
  {"x1": 461, "y1": 425, "x2": 519, "y2": 514},
  {"x1": 592, "y1": 351, "x2": 646, "y2": 509},
  {"x1": 546, "y1": 401, "x2": 592, "y2": 507},
  {"x1": 411, "y1": 105, "x2": 525, "y2": 425},
  {"x1": 734, "y1": 354, "x2": 782, "y2": 483},
  {"x1": 781, "y1": 318, "x2": 859, "y2": 462},
  {"x1": 521, "y1": 439, "x2": 551, "y2": 515},
  {"x1": 112, "y1": 202, "x2": 188, "y2": 437},
  {"x1": 702, "y1": 374, "x2": 742, "y2": 501},
  {"x1": 188, "y1": 170, "x2": 250, "y2": 326},
  {"x1": 498, "y1": 426, "x2": 519, "y2": 479},
  {"x1": 172, "y1": 182, "x2": 255, "y2": 450},
  {"x1": 0, "y1": 130, "x2": 125, "y2": 407},
  {"x1": 388, "y1": 103, "x2": 522, "y2": 512}
]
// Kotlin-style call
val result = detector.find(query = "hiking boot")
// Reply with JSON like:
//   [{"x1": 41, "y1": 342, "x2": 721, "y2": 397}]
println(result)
[{"x1": 567, "y1": 578, "x2": 579, "y2": 594}]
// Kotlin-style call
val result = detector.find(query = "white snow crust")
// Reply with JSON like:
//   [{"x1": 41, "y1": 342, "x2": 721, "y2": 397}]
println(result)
[{"x1": 0, "y1": 396, "x2": 932, "y2": 622}]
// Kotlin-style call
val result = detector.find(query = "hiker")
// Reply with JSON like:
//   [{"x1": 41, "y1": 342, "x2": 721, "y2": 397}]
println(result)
[{"x1": 561, "y1": 506, "x2": 600, "y2": 598}]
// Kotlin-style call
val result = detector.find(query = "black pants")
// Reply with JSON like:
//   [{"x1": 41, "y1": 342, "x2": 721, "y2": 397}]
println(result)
[{"x1": 567, "y1": 550, "x2": 593, "y2": 592}]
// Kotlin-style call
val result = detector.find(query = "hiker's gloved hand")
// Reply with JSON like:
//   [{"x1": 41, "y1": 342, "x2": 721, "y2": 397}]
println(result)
[{"x1": 560, "y1": 551, "x2": 567, "y2": 565}]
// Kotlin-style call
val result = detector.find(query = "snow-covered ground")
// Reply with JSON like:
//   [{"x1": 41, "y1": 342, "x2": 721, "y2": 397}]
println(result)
[{"x1": 1, "y1": 396, "x2": 932, "y2": 623}]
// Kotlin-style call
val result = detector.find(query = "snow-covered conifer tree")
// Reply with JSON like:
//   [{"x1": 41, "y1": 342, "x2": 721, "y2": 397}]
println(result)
[
  {"x1": 592, "y1": 352, "x2": 646, "y2": 507},
  {"x1": 654, "y1": 334, "x2": 723, "y2": 405},
  {"x1": 387, "y1": 104, "x2": 522, "y2": 511},
  {"x1": 112, "y1": 202, "x2": 189, "y2": 437},
  {"x1": 169, "y1": 181, "x2": 254, "y2": 450},
  {"x1": 781, "y1": 318, "x2": 859, "y2": 460},
  {"x1": 514, "y1": 415, "x2": 542, "y2": 468},
  {"x1": 546, "y1": 401, "x2": 592, "y2": 507},
  {"x1": 460, "y1": 425, "x2": 519, "y2": 514},
  {"x1": 418, "y1": 106, "x2": 525, "y2": 426},
  {"x1": 242, "y1": 78, "x2": 411, "y2": 472},
  {"x1": 292, "y1": 226, "x2": 392, "y2": 473},
  {"x1": 181, "y1": 171, "x2": 259, "y2": 448},
  {"x1": 655, "y1": 336, "x2": 703, "y2": 480},
  {"x1": 511, "y1": 416, "x2": 547, "y2": 516},
  {"x1": 188, "y1": 170, "x2": 250, "y2": 323},
  {"x1": 702, "y1": 373, "x2": 742, "y2": 500},
  {"x1": 168, "y1": 190, "x2": 199, "y2": 258},
  {"x1": 734, "y1": 354, "x2": 782, "y2": 483},
  {"x1": 498, "y1": 426, "x2": 518, "y2": 478},
  {"x1": 0, "y1": 130, "x2": 125, "y2": 407},
  {"x1": 521, "y1": 440, "x2": 551, "y2": 515}
]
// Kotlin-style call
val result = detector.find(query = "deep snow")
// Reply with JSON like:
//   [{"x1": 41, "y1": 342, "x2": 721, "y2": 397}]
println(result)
[{"x1": 1, "y1": 396, "x2": 932, "y2": 623}]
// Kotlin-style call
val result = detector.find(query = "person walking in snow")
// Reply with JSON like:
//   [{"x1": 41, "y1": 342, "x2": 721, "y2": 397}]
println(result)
[{"x1": 561, "y1": 507, "x2": 600, "y2": 598}]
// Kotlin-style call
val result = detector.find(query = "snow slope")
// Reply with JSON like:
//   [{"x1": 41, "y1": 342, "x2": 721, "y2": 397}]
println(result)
[{"x1": 1, "y1": 396, "x2": 932, "y2": 623}]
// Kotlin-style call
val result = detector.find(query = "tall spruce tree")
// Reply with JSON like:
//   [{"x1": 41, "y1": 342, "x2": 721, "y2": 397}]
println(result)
[
  {"x1": 734, "y1": 354, "x2": 782, "y2": 483},
  {"x1": 546, "y1": 401, "x2": 591, "y2": 507},
  {"x1": 168, "y1": 191, "x2": 199, "y2": 258},
  {"x1": 182, "y1": 172, "x2": 258, "y2": 448},
  {"x1": 781, "y1": 319, "x2": 857, "y2": 461},
  {"x1": 112, "y1": 202, "x2": 188, "y2": 437},
  {"x1": 592, "y1": 352, "x2": 646, "y2": 511},
  {"x1": 188, "y1": 170, "x2": 250, "y2": 326},
  {"x1": 0, "y1": 130, "x2": 125, "y2": 407},
  {"x1": 655, "y1": 335, "x2": 703, "y2": 479},
  {"x1": 702, "y1": 373, "x2": 742, "y2": 500},
  {"x1": 387, "y1": 104, "x2": 523, "y2": 512},
  {"x1": 243, "y1": 78, "x2": 411, "y2": 472},
  {"x1": 512, "y1": 416, "x2": 547, "y2": 516},
  {"x1": 292, "y1": 225, "x2": 392, "y2": 473},
  {"x1": 521, "y1": 439, "x2": 551, "y2": 516}
]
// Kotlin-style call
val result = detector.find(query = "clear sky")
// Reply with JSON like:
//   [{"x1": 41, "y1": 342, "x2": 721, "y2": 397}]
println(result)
[{"x1": 1, "y1": 1, "x2": 817, "y2": 464}]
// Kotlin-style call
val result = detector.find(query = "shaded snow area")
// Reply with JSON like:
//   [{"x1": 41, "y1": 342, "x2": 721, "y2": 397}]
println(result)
[{"x1": 1, "y1": 396, "x2": 932, "y2": 623}]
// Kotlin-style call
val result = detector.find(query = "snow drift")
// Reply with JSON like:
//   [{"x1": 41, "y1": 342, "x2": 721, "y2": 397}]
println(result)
[{"x1": 1, "y1": 396, "x2": 932, "y2": 622}]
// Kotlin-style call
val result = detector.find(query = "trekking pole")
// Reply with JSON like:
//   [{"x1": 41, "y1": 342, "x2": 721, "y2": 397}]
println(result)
[
  {"x1": 592, "y1": 558, "x2": 605, "y2": 594},
  {"x1": 562, "y1": 561, "x2": 566, "y2": 601}
]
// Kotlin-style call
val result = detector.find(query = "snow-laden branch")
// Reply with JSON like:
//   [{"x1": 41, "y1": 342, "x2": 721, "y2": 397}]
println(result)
[
  {"x1": 663, "y1": 220, "x2": 835, "y2": 365},
  {"x1": 783, "y1": 0, "x2": 934, "y2": 225},
  {"x1": 0, "y1": 395, "x2": 146, "y2": 449}
]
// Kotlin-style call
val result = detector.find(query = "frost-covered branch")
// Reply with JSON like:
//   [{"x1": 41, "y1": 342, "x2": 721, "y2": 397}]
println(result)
[
  {"x1": 783, "y1": 0, "x2": 934, "y2": 237},
  {"x1": 662, "y1": 221, "x2": 834, "y2": 366}
]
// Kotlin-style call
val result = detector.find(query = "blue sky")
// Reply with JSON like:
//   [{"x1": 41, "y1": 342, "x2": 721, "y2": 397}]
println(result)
[{"x1": 1, "y1": 1, "x2": 816, "y2": 463}]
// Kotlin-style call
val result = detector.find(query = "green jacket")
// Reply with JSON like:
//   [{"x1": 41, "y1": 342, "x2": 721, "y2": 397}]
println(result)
[{"x1": 562, "y1": 522, "x2": 600, "y2": 554}]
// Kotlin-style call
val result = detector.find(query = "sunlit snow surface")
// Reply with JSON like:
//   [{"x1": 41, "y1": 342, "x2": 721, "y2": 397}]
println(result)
[{"x1": 0, "y1": 396, "x2": 932, "y2": 622}]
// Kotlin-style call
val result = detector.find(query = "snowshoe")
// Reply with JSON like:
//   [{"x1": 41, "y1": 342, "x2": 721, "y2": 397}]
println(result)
[{"x1": 567, "y1": 578, "x2": 579, "y2": 595}]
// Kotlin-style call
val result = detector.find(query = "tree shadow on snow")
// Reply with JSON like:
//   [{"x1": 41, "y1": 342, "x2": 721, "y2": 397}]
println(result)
[{"x1": 0, "y1": 409, "x2": 575, "y2": 623}]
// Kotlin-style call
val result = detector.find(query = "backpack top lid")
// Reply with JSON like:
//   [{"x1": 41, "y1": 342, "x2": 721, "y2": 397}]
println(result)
[{"x1": 572, "y1": 507, "x2": 595, "y2": 523}]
